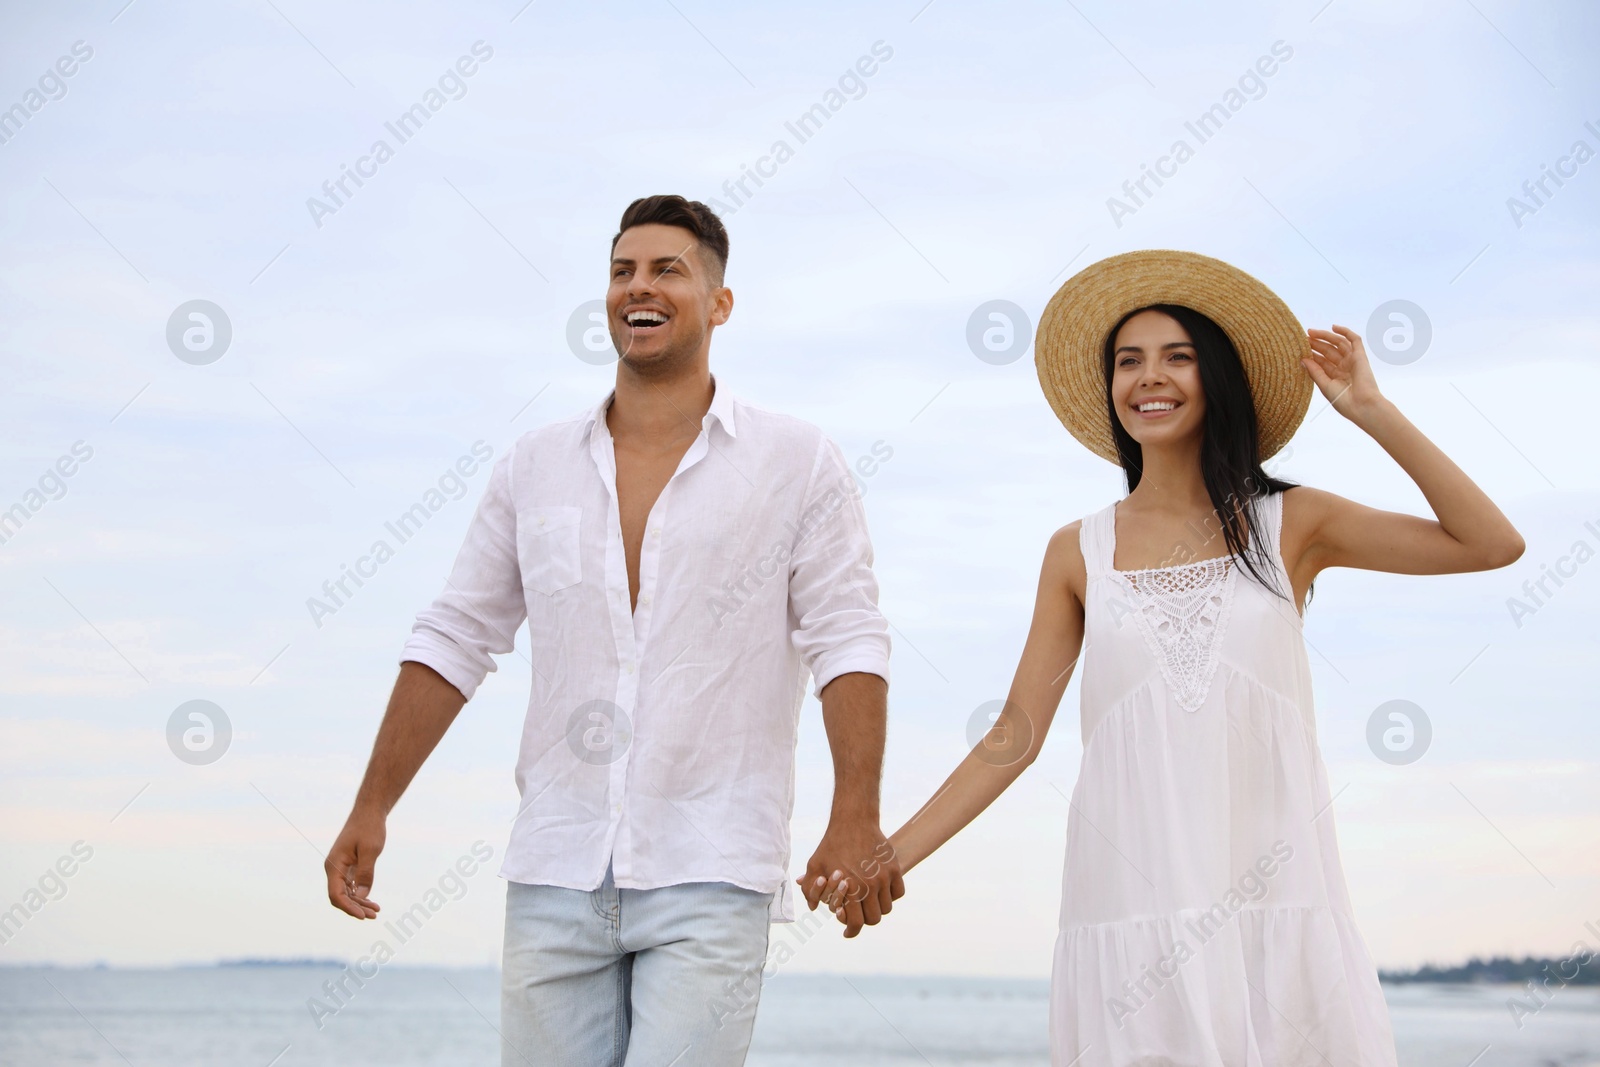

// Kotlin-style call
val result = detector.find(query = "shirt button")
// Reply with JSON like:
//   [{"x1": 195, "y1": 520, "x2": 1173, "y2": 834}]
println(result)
[
  {"x1": 538, "y1": 517, "x2": 546, "y2": 526},
  {"x1": 641, "y1": 596, "x2": 650, "y2": 606},
  {"x1": 624, "y1": 663, "x2": 635, "y2": 675}
]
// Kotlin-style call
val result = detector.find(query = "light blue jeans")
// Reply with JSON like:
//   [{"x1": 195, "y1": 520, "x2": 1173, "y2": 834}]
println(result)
[{"x1": 500, "y1": 863, "x2": 774, "y2": 1066}]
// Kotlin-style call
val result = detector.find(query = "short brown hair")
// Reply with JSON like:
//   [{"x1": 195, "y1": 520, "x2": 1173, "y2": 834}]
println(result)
[{"x1": 611, "y1": 195, "x2": 729, "y2": 285}]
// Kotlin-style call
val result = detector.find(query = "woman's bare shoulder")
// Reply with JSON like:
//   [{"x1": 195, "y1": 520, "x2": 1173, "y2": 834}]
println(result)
[
  {"x1": 1278, "y1": 484, "x2": 1340, "y2": 547},
  {"x1": 1043, "y1": 519, "x2": 1089, "y2": 609},
  {"x1": 1277, "y1": 484, "x2": 1359, "y2": 583}
]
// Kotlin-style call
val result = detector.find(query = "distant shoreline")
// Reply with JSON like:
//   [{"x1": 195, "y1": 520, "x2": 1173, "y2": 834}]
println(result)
[{"x1": 1378, "y1": 955, "x2": 1598, "y2": 986}]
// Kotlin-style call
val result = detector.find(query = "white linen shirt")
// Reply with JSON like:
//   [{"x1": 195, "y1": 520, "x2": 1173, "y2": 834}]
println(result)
[{"x1": 400, "y1": 378, "x2": 891, "y2": 921}]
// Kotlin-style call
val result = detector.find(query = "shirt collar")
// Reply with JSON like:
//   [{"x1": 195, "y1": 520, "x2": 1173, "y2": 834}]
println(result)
[
  {"x1": 583, "y1": 374, "x2": 738, "y2": 442},
  {"x1": 705, "y1": 373, "x2": 738, "y2": 439}
]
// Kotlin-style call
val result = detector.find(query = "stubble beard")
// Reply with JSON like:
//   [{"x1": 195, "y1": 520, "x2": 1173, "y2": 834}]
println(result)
[{"x1": 613, "y1": 320, "x2": 706, "y2": 383}]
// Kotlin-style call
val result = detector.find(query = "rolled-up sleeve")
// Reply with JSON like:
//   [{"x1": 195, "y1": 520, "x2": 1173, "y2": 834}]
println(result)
[
  {"x1": 400, "y1": 448, "x2": 526, "y2": 701},
  {"x1": 787, "y1": 435, "x2": 891, "y2": 698}
]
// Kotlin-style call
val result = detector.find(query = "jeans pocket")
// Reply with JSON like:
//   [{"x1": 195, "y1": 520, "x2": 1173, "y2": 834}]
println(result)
[{"x1": 519, "y1": 505, "x2": 584, "y2": 596}]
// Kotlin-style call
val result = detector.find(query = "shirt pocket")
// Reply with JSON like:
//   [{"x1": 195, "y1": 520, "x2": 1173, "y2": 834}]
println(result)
[{"x1": 517, "y1": 505, "x2": 584, "y2": 596}]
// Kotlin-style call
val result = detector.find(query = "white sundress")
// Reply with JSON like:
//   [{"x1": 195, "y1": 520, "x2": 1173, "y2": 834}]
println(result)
[{"x1": 1051, "y1": 491, "x2": 1399, "y2": 1067}]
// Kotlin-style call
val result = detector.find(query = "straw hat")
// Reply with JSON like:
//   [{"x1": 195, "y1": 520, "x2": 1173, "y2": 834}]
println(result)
[{"x1": 1034, "y1": 249, "x2": 1311, "y2": 464}]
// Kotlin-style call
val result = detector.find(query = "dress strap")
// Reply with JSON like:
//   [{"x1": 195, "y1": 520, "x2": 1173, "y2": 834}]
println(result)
[
  {"x1": 1077, "y1": 501, "x2": 1117, "y2": 576},
  {"x1": 1246, "y1": 489, "x2": 1295, "y2": 601},
  {"x1": 1254, "y1": 489, "x2": 1285, "y2": 558}
]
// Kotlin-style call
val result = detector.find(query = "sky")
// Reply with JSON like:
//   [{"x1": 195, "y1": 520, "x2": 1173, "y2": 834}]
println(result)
[{"x1": 1, "y1": 0, "x2": 1597, "y2": 980}]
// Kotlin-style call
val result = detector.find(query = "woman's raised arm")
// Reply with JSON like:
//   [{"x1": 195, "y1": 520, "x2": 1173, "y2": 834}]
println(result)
[{"x1": 1292, "y1": 325, "x2": 1525, "y2": 579}]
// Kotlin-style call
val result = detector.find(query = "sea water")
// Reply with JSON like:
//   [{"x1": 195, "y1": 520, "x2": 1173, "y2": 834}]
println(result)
[{"x1": 1, "y1": 966, "x2": 1596, "y2": 1065}]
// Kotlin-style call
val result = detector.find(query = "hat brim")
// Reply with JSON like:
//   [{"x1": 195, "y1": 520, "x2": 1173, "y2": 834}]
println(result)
[{"x1": 1035, "y1": 249, "x2": 1312, "y2": 465}]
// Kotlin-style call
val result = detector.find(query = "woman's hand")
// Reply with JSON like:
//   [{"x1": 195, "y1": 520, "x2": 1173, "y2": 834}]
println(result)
[
  {"x1": 814, "y1": 833, "x2": 908, "y2": 935},
  {"x1": 1303, "y1": 325, "x2": 1386, "y2": 424},
  {"x1": 802, "y1": 830, "x2": 904, "y2": 938}
]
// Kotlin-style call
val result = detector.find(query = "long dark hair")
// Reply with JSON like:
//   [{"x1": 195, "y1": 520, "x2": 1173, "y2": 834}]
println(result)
[{"x1": 1102, "y1": 303, "x2": 1310, "y2": 609}]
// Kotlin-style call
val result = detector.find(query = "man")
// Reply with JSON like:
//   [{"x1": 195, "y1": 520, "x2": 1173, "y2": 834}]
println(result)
[{"x1": 324, "y1": 194, "x2": 902, "y2": 1065}]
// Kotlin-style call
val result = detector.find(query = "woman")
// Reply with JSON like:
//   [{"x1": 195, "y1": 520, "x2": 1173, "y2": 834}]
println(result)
[{"x1": 813, "y1": 251, "x2": 1524, "y2": 1065}]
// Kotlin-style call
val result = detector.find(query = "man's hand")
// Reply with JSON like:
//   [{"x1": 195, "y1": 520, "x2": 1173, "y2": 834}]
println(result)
[
  {"x1": 325, "y1": 808, "x2": 386, "y2": 919},
  {"x1": 324, "y1": 663, "x2": 466, "y2": 920},
  {"x1": 797, "y1": 819, "x2": 904, "y2": 938}
]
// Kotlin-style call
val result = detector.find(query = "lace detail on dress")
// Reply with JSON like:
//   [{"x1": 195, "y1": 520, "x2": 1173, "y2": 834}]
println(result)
[{"x1": 1114, "y1": 555, "x2": 1238, "y2": 713}]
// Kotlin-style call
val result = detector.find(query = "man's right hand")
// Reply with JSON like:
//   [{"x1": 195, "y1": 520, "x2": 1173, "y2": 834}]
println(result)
[
  {"x1": 324, "y1": 663, "x2": 466, "y2": 919},
  {"x1": 325, "y1": 809, "x2": 386, "y2": 919}
]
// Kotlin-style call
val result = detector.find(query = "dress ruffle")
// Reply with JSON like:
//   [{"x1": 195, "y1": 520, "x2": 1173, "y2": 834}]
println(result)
[{"x1": 1051, "y1": 906, "x2": 1395, "y2": 1066}]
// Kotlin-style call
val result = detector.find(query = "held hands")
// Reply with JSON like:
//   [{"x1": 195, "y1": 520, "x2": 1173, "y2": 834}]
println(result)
[
  {"x1": 1303, "y1": 325, "x2": 1387, "y2": 424},
  {"x1": 797, "y1": 820, "x2": 904, "y2": 938}
]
